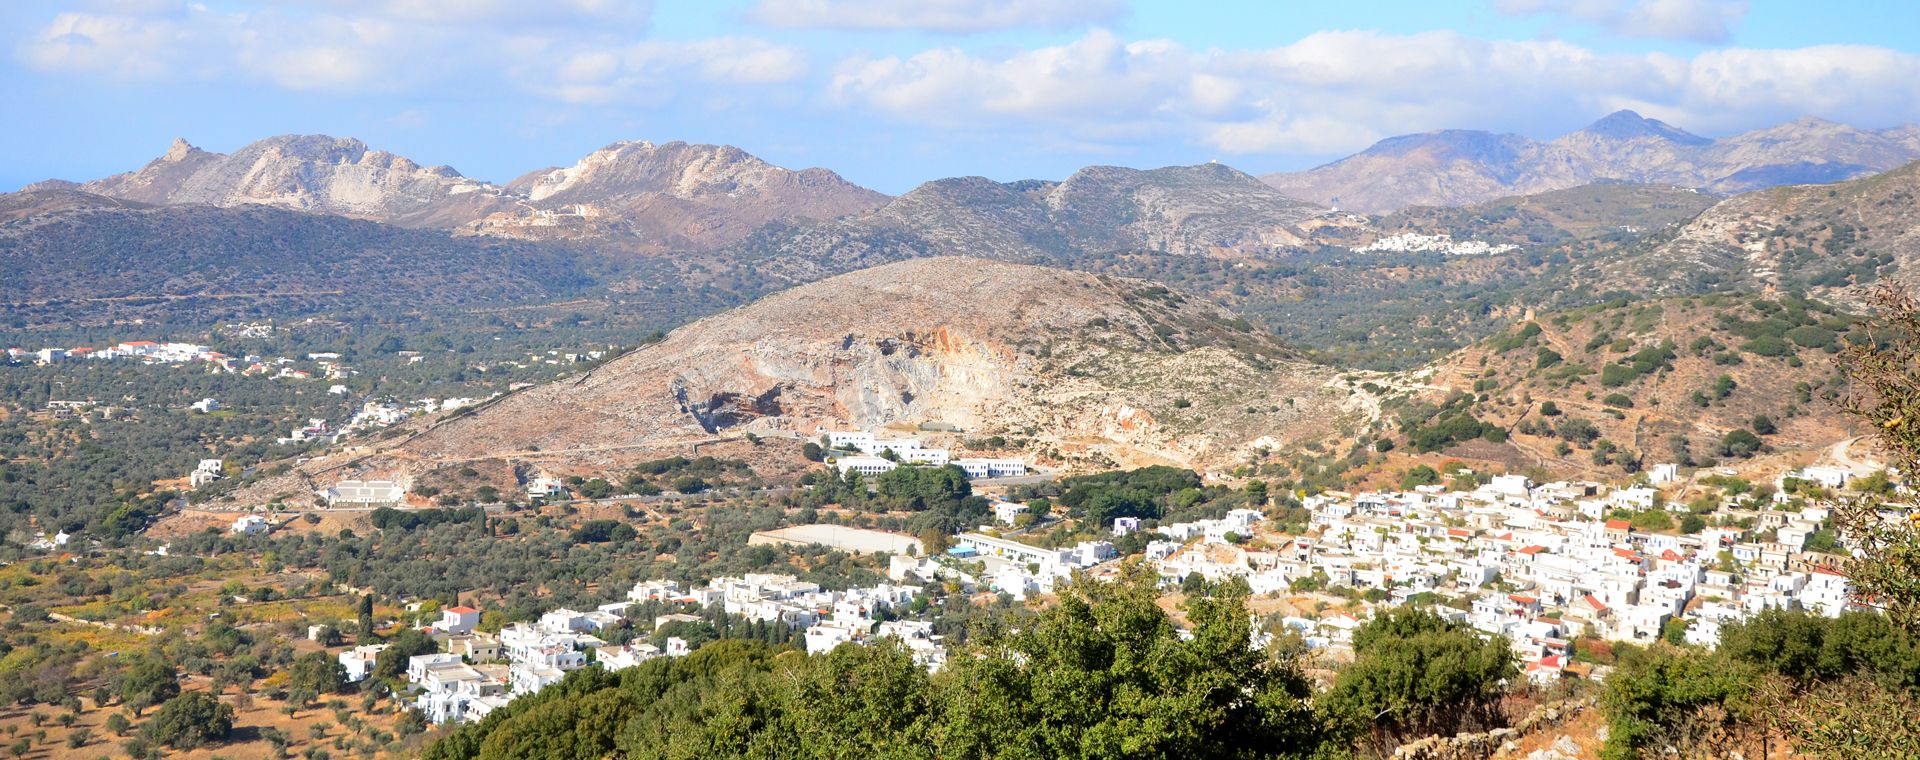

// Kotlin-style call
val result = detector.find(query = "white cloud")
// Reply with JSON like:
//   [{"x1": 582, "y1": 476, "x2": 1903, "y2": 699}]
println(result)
[
  {"x1": 1496, "y1": 0, "x2": 1749, "y2": 43},
  {"x1": 831, "y1": 28, "x2": 1920, "y2": 157},
  {"x1": 21, "y1": 10, "x2": 225, "y2": 80},
  {"x1": 832, "y1": 30, "x2": 1191, "y2": 126},
  {"x1": 521, "y1": 37, "x2": 809, "y2": 105},
  {"x1": 15, "y1": 2, "x2": 796, "y2": 106},
  {"x1": 20, "y1": 7, "x2": 462, "y2": 92},
  {"x1": 750, "y1": 0, "x2": 1121, "y2": 33},
  {"x1": 275, "y1": 0, "x2": 652, "y2": 27}
]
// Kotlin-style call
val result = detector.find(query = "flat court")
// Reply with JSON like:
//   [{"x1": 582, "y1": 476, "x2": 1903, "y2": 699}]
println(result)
[{"x1": 748, "y1": 524, "x2": 922, "y2": 555}]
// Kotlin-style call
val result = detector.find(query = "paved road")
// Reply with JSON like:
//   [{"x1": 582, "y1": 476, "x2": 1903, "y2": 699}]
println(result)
[{"x1": 1827, "y1": 436, "x2": 1884, "y2": 474}]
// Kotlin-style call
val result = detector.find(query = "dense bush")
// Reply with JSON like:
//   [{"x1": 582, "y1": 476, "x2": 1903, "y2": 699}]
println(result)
[{"x1": 424, "y1": 571, "x2": 1325, "y2": 760}]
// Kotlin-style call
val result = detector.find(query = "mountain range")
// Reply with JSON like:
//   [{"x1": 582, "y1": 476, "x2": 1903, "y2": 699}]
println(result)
[
  {"x1": 727, "y1": 162, "x2": 1329, "y2": 282},
  {"x1": 25, "y1": 111, "x2": 1914, "y2": 255},
  {"x1": 27, "y1": 135, "x2": 886, "y2": 252},
  {"x1": 9, "y1": 113, "x2": 1920, "y2": 370},
  {"x1": 1263, "y1": 111, "x2": 1920, "y2": 213}
]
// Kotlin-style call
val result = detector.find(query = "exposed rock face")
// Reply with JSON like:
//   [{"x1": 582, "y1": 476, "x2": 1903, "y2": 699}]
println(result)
[
  {"x1": 51, "y1": 135, "x2": 889, "y2": 250},
  {"x1": 1264, "y1": 111, "x2": 1920, "y2": 213},
  {"x1": 466, "y1": 140, "x2": 888, "y2": 249},
  {"x1": 327, "y1": 257, "x2": 1361, "y2": 480},
  {"x1": 74, "y1": 136, "x2": 518, "y2": 228}
]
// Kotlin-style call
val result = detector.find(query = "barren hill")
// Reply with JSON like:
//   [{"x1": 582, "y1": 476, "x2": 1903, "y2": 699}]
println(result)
[
  {"x1": 1407, "y1": 294, "x2": 1863, "y2": 477},
  {"x1": 1371, "y1": 183, "x2": 1717, "y2": 246},
  {"x1": 245, "y1": 258, "x2": 1368, "y2": 498},
  {"x1": 1605, "y1": 161, "x2": 1920, "y2": 297},
  {"x1": 1263, "y1": 111, "x2": 1920, "y2": 213}
]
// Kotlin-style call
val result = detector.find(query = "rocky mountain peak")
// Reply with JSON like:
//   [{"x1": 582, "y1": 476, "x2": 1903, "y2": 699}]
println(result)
[
  {"x1": 69, "y1": 133, "x2": 512, "y2": 228},
  {"x1": 162, "y1": 137, "x2": 201, "y2": 162},
  {"x1": 1576, "y1": 110, "x2": 1711, "y2": 145}
]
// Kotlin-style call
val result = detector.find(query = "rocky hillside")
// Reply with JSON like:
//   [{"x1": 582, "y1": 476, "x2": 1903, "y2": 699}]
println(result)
[
  {"x1": 1602, "y1": 161, "x2": 1920, "y2": 297},
  {"x1": 466, "y1": 141, "x2": 888, "y2": 250},
  {"x1": 1264, "y1": 112, "x2": 1920, "y2": 213},
  {"x1": 46, "y1": 136, "x2": 520, "y2": 228},
  {"x1": 234, "y1": 258, "x2": 1369, "y2": 500},
  {"x1": 0, "y1": 190, "x2": 597, "y2": 328},
  {"x1": 727, "y1": 163, "x2": 1327, "y2": 280},
  {"x1": 1400, "y1": 294, "x2": 1863, "y2": 478}
]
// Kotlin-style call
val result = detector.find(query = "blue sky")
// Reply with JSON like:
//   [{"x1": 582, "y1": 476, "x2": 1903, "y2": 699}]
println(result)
[{"x1": 3, "y1": 0, "x2": 1918, "y2": 194}]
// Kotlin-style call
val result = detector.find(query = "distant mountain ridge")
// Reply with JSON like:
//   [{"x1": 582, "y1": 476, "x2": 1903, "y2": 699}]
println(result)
[
  {"x1": 469, "y1": 139, "x2": 888, "y2": 250},
  {"x1": 31, "y1": 135, "x2": 889, "y2": 251},
  {"x1": 40, "y1": 135, "x2": 521, "y2": 229},
  {"x1": 0, "y1": 188, "x2": 598, "y2": 329},
  {"x1": 728, "y1": 162, "x2": 1329, "y2": 281},
  {"x1": 1263, "y1": 111, "x2": 1920, "y2": 213}
]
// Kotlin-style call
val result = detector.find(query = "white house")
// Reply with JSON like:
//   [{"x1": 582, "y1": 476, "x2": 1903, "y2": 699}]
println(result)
[
  {"x1": 1612, "y1": 487, "x2": 1658, "y2": 510},
  {"x1": 340, "y1": 644, "x2": 386, "y2": 683},
  {"x1": 439, "y1": 605, "x2": 481, "y2": 635},
  {"x1": 1490, "y1": 474, "x2": 1532, "y2": 497},
  {"x1": 407, "y1": 653, "x2": 464, "y2": 684},
  {"x1": 526, "y1": 475, "x2": 568, "y2": 501},
  {"x1": 189, "y1": 459, "x2": 225, "y2": 488},
  {"x1": 1794, "y1": 466, "x2": 1853, "y2": 489},
  {"x1": 231, "y1": 515, "x2": 270, "y2": 536}
]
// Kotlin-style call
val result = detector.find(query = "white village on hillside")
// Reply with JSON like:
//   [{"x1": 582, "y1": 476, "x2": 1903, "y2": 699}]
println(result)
[{"x1": 356, "y1": 428, "x2": 1881, "y2": 725}]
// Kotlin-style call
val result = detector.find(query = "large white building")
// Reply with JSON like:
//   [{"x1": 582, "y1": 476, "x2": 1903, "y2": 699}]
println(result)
[
  {"x1": 835, "y1": 456, "x2": 898, "y2": 476},
  {"x1": 953, "y1": 458, "x2": 1027, "y2": 479},
  {"x1": 319, "y1": 479, "x2": 407, "y2": 507}
]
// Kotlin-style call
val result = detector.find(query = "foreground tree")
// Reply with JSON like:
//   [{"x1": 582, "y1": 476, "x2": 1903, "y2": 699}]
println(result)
[
  {"x1": 112, "y1": 658, "x2": 179, "y2": 717},
  {"x1": 1320, "y1": 608, "x2": 1516, "y2": 755},
  {"x1": 372, "y1": 628, "x2": 439, "y2": 682},
  {"x1": 424, "y1": 567, "x2": 1324, "y2": 760},
  {"x1": 1839, "y1": 284, "x2": 1920, "y2": 631},
  {"x1": 286, "y1": 651, "x2": 348, "y2": 703},
  {"x1": 930, "y1": 567, "x2": 1320, "y2": 759},
  {"x1": 141, "y1": 692, "x2": 234, "y2": 750}
]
